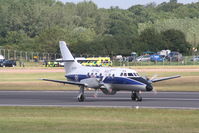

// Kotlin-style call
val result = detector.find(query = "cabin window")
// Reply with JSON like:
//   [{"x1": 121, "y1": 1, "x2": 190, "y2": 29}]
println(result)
[
  {"x1": 124, "y1": 73, "x2": 127, "y2": 76},
  {"x1": 112, "y1": 74, "x2": 115, "y2": 77},
  {"x1": 128, "y1": 73, "x2": 133, "y2": 76},
  {"x1": 120, "y1": 73, "x2": 123, "y2": 76}
]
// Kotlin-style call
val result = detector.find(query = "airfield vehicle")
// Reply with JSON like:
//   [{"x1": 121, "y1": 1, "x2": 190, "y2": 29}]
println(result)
[
  {"x1": 0, "y1": 59, "x2": 16, "y2": 67},
  {"x1": 150, "y1": 55, "x2": 165, "y2": 62},
  {"x1": 190, "y1": 56, "x2": 199, "y2": 62},
  {"x1": 166, "y1": 52, "x2": 183, "y2": 62},
  {"x1": 47, "y1": 61, "x2": 59, "y2": 67},
  {"x1": 136, "y1": 55, "x2": 151, "y2": 62},
  {"x1": 81, "y1": 57, "x2": 112, "y2": 67},
  {"x1": 0, "y1": 55, "x2": 4, "y2": 60}
]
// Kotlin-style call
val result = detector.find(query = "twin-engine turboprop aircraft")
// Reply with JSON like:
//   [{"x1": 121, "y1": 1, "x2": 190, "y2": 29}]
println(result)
[{"x1": 42, "y1": 41, "x2": 180, "y2": 102}]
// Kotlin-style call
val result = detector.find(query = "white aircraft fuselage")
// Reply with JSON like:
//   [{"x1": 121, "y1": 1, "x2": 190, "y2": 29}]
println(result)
[{"x1": 65, "y1": 65, "x2": 152, "y2": 92}]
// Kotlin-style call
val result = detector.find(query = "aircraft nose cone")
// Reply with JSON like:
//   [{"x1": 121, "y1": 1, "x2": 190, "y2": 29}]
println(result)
[{"x1": 146, "y1": 84, "x2": 153, "y2": 91}]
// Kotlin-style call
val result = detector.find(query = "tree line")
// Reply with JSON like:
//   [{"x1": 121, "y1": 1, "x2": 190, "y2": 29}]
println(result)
[{"x1": 0, "y1": 0, "x2": 198, "y2": 56}]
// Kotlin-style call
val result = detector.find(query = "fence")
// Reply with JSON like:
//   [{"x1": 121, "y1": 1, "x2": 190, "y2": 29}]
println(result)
[
  {"x1": 113, "y1": 56, "x2": 199, "y2": 66},
  {"x1": 0, "y1": 48, "x2": 199, "y2": 66},
  {"x1": 0, "y1": 49, "x2": 61, "y2": 62}
]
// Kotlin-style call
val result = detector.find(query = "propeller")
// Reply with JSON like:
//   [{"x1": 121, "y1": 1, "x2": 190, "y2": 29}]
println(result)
[
  {"x1": 142, "y1": 74, "x2": 158, "y2": 94},
  {"x1": 93, "y1": 89, "x2": 99, "y2": 98},
  {"x1": 149, "y1": 74, "x2": 158, "y2": 94},
  {"x1": 150, "y1": 74, "x2": 158, "y2": 81}
]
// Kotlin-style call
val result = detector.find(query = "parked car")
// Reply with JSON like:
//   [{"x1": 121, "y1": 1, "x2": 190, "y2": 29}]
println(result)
[
  {"x1": 136, "y1": 55, "x2": 151, "y2": 62},
  {"x1": 166, "y1": 52, "x2": 183, "y2": 62},
  {"x1": 0, "y1": 59, "x2": 16, "y2": 67},
  {"x1": 190, "y1": 56, "x2": 199, "y2": 62},
  {"x1": 150, "y1": 55, "x2": 165, "y2": 62}
]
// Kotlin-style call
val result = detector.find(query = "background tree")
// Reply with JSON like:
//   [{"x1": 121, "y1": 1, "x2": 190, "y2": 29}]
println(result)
[{"x1": 0, "y1": 0, "x2": 198, "y2": 56}]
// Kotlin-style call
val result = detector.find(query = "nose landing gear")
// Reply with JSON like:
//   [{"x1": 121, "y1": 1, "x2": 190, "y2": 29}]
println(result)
[{"x1": 131, "y1": 91, "x2": 142, "y2": 101}]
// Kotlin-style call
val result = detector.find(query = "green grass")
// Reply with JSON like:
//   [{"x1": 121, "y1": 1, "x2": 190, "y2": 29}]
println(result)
[
  {"x1": 0, "y1": 72, "x2": 65, "y2": 82},
  {"x1": 0, "y1": 107, "x2": 199, "y2": 133},
  {"x1": 0, "y1": 67, "x2": 198, "y2": 91},
  {"x1": 0, "y1": 72, "x2": 79, "y2": 90}
]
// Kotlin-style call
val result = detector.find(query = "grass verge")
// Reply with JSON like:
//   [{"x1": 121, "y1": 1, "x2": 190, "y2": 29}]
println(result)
[
  {"x1": 0, "y1": 68, "x2": 198, "y2": 91},
  {"x1": 0, "y1": 107, "x2": 199, "y2": 133}
]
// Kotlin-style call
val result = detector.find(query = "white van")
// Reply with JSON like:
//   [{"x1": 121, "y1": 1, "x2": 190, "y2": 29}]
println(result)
[{"x1": 0, "y1": 55, "x2": 5, "y2": 60}]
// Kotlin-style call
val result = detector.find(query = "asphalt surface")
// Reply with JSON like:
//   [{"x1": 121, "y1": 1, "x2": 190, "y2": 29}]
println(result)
[{"x1": 0, "y1": 91, "x2": 199, "y2": 109}]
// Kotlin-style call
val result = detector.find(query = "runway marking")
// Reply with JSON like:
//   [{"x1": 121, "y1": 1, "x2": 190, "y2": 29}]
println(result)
[
  {"x1": 137, "y1": 106, "x2": 199, "y2": 110},
  {"x1": 86, "y1": 97, "x2": 199, "y2": 101},
  {"x1": 1, "y1": 91, "x2": 199, "y2": 95},
  {"x1": 145, "y1": 98, "x2": 199, "y2": 101},
  {"x1": 0, "y1": 104, "x2": 199, "y2": 110}
]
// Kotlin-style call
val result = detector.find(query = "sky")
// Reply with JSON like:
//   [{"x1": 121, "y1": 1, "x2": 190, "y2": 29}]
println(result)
[{"x1": 59, "y1": 0, "x2": 199, "y2": 9}]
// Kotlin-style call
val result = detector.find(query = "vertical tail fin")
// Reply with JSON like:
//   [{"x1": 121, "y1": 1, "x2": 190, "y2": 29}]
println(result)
[
  {"x1": 59, "y1": 41, "x2": 81, "y2": 74},
  {"x1": 59, "y1": 41, "x2": 74, "y2": 61}
]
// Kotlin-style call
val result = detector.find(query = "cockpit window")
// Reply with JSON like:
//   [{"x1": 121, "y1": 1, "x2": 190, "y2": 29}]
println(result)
[{"x1": 133, "y1": 73, "x2": 139, "y2": 76}]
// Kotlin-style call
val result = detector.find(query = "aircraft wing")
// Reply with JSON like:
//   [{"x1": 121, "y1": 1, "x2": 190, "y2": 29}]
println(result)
[
  {"x1": 151, "y1": 75, "x2": 181, "y2": 83},
  {"x1": 41, "y1": 79, "x2": 85, "y2": 86}
]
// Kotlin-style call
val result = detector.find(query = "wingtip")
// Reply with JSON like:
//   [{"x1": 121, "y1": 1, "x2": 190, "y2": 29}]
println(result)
[{"x1": 39, "y1": 78, "x2": 47, "y2": 81}]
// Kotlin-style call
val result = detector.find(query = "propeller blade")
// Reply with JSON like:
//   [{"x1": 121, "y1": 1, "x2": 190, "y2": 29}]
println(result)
[
  {"x1": 104, "y1": 84, "x2": 112, "y2": 92},
  {"x1": 153, "y1": 87, "x2": 157, "y2": 95},
  {"x1": 150, "y1": 74, "x2": 158, "y2": 81},
  {"x1": 93, "y1": 89, "x2": 99, "y2": 98}
]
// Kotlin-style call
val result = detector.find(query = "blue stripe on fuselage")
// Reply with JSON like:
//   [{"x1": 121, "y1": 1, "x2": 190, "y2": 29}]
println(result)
[
  {"x1": 66, "y1": 74, "x2": 144, "y2": 85},
  {"x1": 103, "y1": 77, "x2": 144, "y2": 85},
  {"x1": 66, "y1": 74, "x2": 88, "y2": 82}
]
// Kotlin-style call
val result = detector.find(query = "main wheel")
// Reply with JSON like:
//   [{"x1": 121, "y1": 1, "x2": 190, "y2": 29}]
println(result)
[
  {"x1": 78, "y1": 94, "x2": 85, "y2": 102},
  {"x1": 135, "y1": 96, "x2": 142, "y2": 101},
  {"x1": 131, "y1": 92, "x2": 142, "y2": 102},
  {"x1": 131, "y1": 93, "x2": 136, "y2": 101}
]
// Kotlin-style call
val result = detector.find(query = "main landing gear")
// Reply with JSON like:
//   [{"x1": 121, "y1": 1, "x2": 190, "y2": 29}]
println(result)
[
  {"x1": 131, "y1": 91, "x2": 142, "y2": 101},
  {"x1": 77, "y1": 86, "x2": 85, "y2": 102}
]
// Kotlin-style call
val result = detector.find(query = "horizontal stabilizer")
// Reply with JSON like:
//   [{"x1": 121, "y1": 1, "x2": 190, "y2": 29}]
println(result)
[
  {"x1": 41, "y1": 79, "x2": 85, "y2": 86},
  {"x1": 55, "y1": 60, "x2": 74, "y2": 62},
  {"x1": 151, "y1": 75, "x2": 181, "y2": 83}
]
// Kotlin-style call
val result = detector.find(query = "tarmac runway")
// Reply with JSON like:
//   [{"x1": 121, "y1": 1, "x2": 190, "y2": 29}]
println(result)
[{"x1": 0, "y1": 91, "x2": 199, "y2": 109}]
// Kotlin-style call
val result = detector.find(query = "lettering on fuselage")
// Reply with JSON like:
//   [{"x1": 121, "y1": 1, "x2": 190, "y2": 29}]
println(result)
[
  {"x1": 75, "y1": 74, "x2": 78, "y2": 81},
  {"x1": 71, "y1": 67, "x2": 77, "y2": 70}
]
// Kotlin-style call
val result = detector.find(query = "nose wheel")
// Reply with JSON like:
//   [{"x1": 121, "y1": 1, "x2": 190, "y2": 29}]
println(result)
[{"x1": 131, "y1": 91, "x2": 142, "y2": 101}]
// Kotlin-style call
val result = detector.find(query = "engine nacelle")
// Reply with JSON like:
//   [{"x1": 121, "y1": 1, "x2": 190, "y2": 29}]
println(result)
[
  {"x1": 100, "y1": 88, "x2": 117, "y2": 95},
  {"x1": 80, "y1": 78, "x2": 100, "y2": 88}
]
